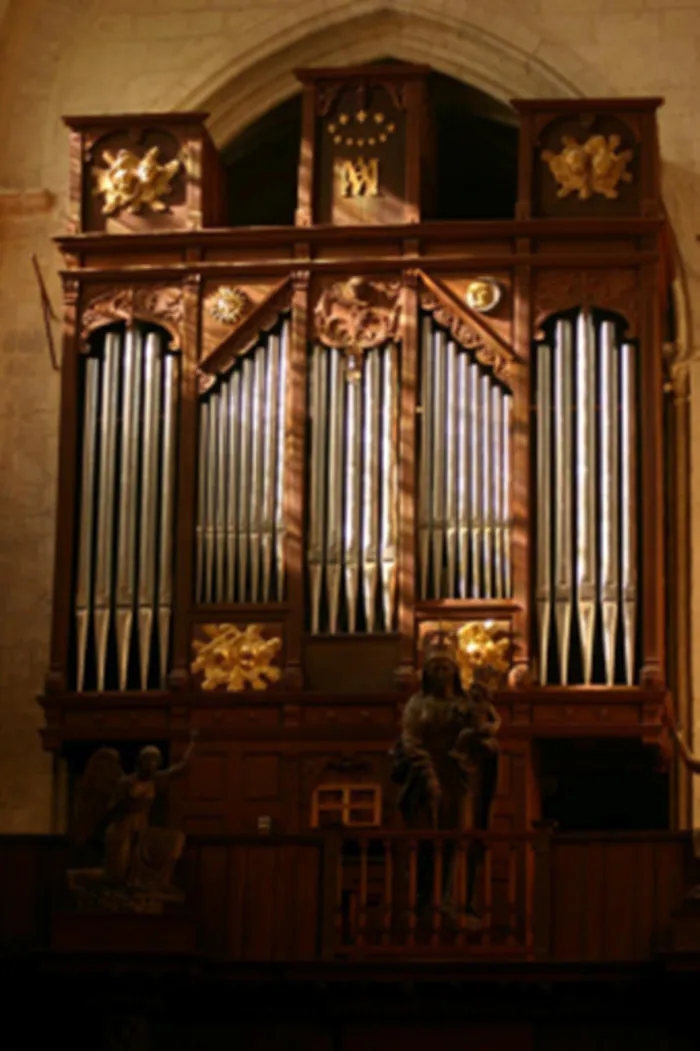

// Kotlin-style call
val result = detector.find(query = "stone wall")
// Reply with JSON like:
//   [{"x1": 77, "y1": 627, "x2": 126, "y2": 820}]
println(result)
[{"x1": 0, "y1": 0, "x2": 698, "y2": 830}]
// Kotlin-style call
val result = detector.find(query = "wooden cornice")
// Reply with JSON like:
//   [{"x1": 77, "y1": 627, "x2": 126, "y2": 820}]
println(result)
[
  {"x1": 54, "y1": 216, "x2": 667, "y2": 254},
  {"x1": 197, "y1": 278, "x2": 291, "y2": 389}
]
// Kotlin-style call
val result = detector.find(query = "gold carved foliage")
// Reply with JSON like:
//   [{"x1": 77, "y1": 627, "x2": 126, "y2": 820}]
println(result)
[
  {"x1": 80, "y1": 286, "x2": 184, "y2": 349},
  {"x1": 191, "y1": 623, "x2": 282, "y2": 692},
  {"x1": 93, "y1": 146, "x2": 181, "y2": 215},
  {"x1": 541, "y1": 134, "x2": 633, "y2": 201},
  {"x1": 314, "y1": 277, "x2": 401, "y2": 376}
]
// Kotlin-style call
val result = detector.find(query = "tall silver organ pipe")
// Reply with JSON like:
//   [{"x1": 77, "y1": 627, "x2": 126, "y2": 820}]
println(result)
[
  {"x1": 535, "y1": 343, "x2": 552, "y2": 685},
  {"x1": 306, "y1": 343, "x2": 397, "y2": 634},
  {"x1": 535, "y1": 310, "x2": 639, "y2": 685},
  {"x1": 553, "y1": 319, "x2": 573, "y2": 685},
  {"x1": 196, "y1": 317, "x2": 289, "y2": 606},
  {"x1": 417, "y1": 314, "x2": 513, "y2": 601},
  {"x1": 73, "y1": 322, "x2": 179, "y2": 691}
]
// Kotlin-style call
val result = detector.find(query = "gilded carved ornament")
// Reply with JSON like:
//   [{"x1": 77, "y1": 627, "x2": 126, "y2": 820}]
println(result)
[
  {"x1": 455, "y1": 621, "x2": 511, "y2": 693},
  {"x1": 464, "y1": 278, "x2": 501, "y2": 314},
  {"x1": 93, "y1": 146, "x2": 180, "y2": 216},
  {"x1": 208, "y1": 286, "x2": 251, "y2": 326},
  {"x1": 541, "y1": 134, "x2": 633, "y2": 201},
  {"x1": 191, "y1": 623, "x2": 282, "y2": 692},
  {"x1": 80, "y1": 286, "x2": 184, "y2": 349},
  {"x1": 314, "y1": 277, "x2": 401, "y2": 379}
]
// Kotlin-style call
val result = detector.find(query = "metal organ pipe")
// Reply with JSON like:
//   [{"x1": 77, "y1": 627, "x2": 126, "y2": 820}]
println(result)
[
  {"x1": 600, "y1": 321, "x2": 620, "y2": 685},
  {"x1": 417, "y1": 314, "x2": 513, "y2": 602},
  {"x1": 620, "y1": 341, "x2": 638, "y2": 686},
  {"x1": 74, "y1": 323, "x2": 178, "y2": 692},
  {"x1": 575, "y1": 311, "x2": 597, "y2": 685},
  {"x1": 74, "y1": 357, "x2": 99, "y2": 693},
  {"x1": 553, "y1": 319, "x2": 573, "y2": 685},
  {"x1": 535, "y1": 311, "x2": 639, "y2": 685},
  {"x1": 158, "y1": 352, "x2": 178, "y2": 686},
  {"x1": 380, "y1": 346, "x2": 397, "y2": 631},
  {"x1": 93, "y1": 332, "x2": 120, "y2": 692},
  {"x1": 361, "y1": 352, "x2": 380, "y2": 632},
  {"x1": 116, "y1": 327, "x2": 142, "y2": 691},
  {"x1": 195, "y1": 318, "x2": 289, "y2": 608},
  {"x1": 535, "y1": 343, "x2": 552, "y2": 684},
  {"x1": 138, "y1": 332, "x2": 162, "y2": 689}
]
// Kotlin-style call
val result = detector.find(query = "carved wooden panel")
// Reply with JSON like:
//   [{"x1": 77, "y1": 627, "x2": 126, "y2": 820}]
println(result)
[
  {"x1": 64, "y1": 114, "x2": 226, "y2": 234},
  {"x1": 297, "y1": 65, "x2": 428, "y2": 226},
  {"x1": 80, "y1": 283, "x2": 184, "y2": 349},
  {"x1": 533, "y1": 269, "x2": 638, "y2": 335}
]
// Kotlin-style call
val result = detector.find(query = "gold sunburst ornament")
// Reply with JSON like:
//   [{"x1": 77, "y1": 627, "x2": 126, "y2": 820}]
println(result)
[
  {"x1": 209, "y1": 286, "x2": 250, "y2": 326},
  {"x1": 455, "y1": 621, "x2": 511, "y2": 692},
  {"x1": 191, "y1": 624, "x2": 282, "y2": 692}
]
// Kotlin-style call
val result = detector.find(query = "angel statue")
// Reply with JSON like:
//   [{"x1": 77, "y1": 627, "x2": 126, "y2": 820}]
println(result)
[
  {"x1": 390, "y1": 627, "x2": 502, "y2": 928},
  {"x1": 68, "y1": 732, "x2": 198, "y2": 913}
]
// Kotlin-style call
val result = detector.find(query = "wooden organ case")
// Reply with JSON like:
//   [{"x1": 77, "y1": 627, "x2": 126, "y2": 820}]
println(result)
[{"x1": 43, "y1": 67, "x2": 671, "y2": 956}]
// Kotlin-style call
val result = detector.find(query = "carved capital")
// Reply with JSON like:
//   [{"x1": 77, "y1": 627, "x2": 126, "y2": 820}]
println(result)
[{"x1": 80, "y1": 284, "x2": 184, "y2": 349}]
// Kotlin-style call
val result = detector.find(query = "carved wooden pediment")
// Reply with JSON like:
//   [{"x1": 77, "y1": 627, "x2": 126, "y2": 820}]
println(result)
[
  {"x1": 80, "y1": 284, "x2": 184, "y2": 349},
  {"x1": 417, "y1": 271, "x2": 519, "y2": 384},
  {"x1": 197, "y1": 279, "x2": 292, "y2": 392}
]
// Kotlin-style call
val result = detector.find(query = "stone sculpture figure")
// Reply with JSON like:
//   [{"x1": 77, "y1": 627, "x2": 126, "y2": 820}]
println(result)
[{"x1": 68, "y1": 732, "x2": 197, "y2": 913}]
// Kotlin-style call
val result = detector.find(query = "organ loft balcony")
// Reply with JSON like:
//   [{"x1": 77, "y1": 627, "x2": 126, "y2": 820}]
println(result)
[{"x1": 13, "y1": 61, "x2": 695, "y2": 972}]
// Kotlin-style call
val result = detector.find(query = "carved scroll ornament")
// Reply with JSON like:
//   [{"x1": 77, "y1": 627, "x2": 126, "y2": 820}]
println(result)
[
  {"x1": 80, "y1": 285, "x2": 184, "y2": 349},
  {"x1": 418, "y1": 287, "x2": 512, "y2": 383},
  {"x1": 542, "y1": 134, "x2": 633, "y2": 201},
  {"x1": 314, "y1": 276, "x2": 401, "y2": 377}
]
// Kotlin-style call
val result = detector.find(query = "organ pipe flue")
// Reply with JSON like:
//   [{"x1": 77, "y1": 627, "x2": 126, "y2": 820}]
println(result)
[
  {"x1": 417, "y1": 314, "x2": 513, "y2": 602},
  {"x1": 535, "y1": 309, "x2": 639, "y2": 686},
  {"x1": 74, "y1": 323, "x2": 179, "y2": 692}
]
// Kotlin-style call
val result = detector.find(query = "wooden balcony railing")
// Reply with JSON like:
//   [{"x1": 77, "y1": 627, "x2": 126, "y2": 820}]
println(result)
[
  {"x1": 321, "y1": 830, "x2": 537, "y2": 958},
  {"x1": 0, "y1": 830, "x2": 691, "y2": 963}
]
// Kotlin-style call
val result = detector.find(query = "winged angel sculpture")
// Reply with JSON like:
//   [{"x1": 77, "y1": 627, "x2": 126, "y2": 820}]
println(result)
[{"x1": 67, "y1": 733, "x2": 197, "y2": 913}]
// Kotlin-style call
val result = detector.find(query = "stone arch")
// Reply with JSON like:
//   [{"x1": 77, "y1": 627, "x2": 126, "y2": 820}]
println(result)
[
  {"x1": 181, "y1": 5, "x2": 601, "y2": 148},
  {"x1": 34, "y1": 0, "x2": 608, "y2": 189}
]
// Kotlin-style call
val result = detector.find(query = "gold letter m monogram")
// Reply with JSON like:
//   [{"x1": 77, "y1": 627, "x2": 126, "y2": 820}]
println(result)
[{"x1": 339, "y1": 157, "x2": 380, "y2": 198}]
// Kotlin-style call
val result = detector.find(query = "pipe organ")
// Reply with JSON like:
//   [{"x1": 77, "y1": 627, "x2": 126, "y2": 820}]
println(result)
[
  {"x1": 46, "y1": 76, "x2": 671, "y2": 855},
  {"x1": 73, "y1": 323, "x2": 179, "y2": 692},
  {"x1": 535, "y1": 311, "x2": 639, "y2": 686},
  {"x1": 196, "y1": 317, "x2": 289, "y2": 606}
]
